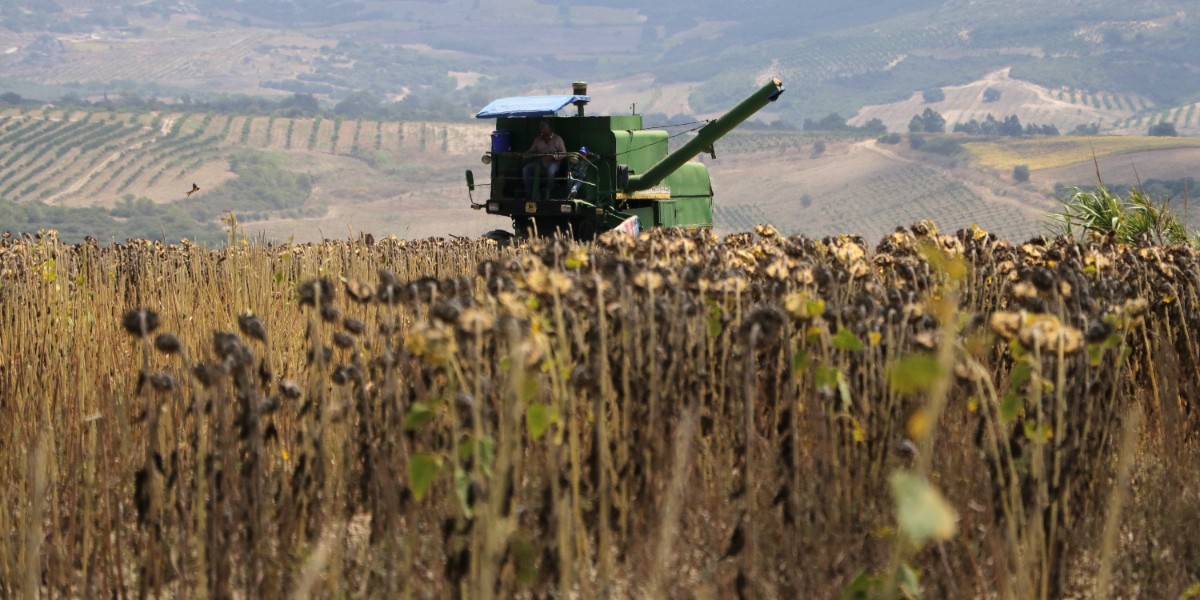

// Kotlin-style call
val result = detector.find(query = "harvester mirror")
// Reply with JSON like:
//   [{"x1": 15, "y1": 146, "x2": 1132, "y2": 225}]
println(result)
[{"x1": 465, "y1": 170, "x2": 475, "y2": 191}]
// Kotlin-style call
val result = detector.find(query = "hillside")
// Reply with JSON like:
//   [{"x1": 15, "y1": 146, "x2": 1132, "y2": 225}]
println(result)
[
  {"x1": 1, "y1": 1, "x2": 1200, "y2": 242},
  {"x1": 3, "y1": 100, "x2": 1198, "y2": 244},
  {"x1": 0, "y1": 105, "x2": 497, "y2": 241},
  {"x1": 0, "y1": 1, "x2": 1198, "y2": 128}
]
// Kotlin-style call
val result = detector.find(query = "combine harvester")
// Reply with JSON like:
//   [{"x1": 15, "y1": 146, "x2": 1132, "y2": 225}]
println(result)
[{"x1": 466, "y1": 78, "x2": 785, "y2": 240}]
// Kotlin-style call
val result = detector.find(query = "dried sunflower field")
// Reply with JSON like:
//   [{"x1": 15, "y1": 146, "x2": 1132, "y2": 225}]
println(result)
[{"x1": 1, "y1": 224, "x2": 1199, "y2": 599}]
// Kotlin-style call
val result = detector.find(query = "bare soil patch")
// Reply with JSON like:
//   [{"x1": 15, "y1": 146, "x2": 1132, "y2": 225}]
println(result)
[
  {"x1": 1036, "y1": 147, "x2": 1200, "y2": 191},
  {"x1": 849, "y1": 68, "x2": 1144, "y2": 134}
]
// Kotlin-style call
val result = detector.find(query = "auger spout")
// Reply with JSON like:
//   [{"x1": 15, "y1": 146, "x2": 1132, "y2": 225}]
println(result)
[{"x1": 624, "y1": 78, "x2": 784, "y2": 193}]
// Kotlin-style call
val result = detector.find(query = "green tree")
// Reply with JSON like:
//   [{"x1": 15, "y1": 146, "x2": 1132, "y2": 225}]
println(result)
[
  {"x1": 1149, "y1": 122, "x2": 1178, "y2": 136},
  {"x1": 803, "y1": 113, "x2": 847, "y2": 131},
  {"x1": 334, "y1": 91, "x2": 382, "y2": 119},
  {"x1": 861, "y1": 118, "x2": 886, "y2": 134},
  {"x1": 913, "y1": 108, "x2": 945, "y2": 133}
]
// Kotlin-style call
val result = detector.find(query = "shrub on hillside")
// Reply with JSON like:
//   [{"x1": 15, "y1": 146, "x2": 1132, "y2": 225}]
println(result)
[{"x1": 1148, "y1": 122, "x2": 1178, "y2": 136}]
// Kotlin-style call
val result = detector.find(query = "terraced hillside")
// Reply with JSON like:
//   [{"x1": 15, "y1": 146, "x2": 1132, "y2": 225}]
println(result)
[
  {"x1": 2, "y1": 1, "x2": 1199, "y2": 131},
  {"x1": 848, "y1": 69, "x2": 1200, "y2": 137},
  {"x1": 710, "y1": 138, "x2": 1049, "y2": 242},
  {"x1": 3, "y1": 103, "x2": 1199, "y2": 243},
  {"x1": 0, "y1": 106, "x2": 484, "y2": 199}
]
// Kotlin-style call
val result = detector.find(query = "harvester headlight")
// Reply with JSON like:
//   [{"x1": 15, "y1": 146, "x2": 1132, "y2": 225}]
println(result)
[
  {"x1": 560, "y1": 204, "x2": 573, "y2": 213},
  {"x1": 481, "y1": 153, "x2": 492, "y2": 165},
  {"x1": 486, "y1": 202, "x2": 499, "y2": 213}
]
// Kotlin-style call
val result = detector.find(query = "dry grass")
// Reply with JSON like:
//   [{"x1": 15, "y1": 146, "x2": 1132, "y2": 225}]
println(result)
[
  {"x1": 964, "y1": 135, "x2": 1200, "y2": 171},
  {"x1": 1, "y1": 224, "x2": 1199, "y2": 598}
]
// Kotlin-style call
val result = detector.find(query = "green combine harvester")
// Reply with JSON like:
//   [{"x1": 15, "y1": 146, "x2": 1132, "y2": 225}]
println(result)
[{"x1": 466, "y1": 78, "x2": 785, "y2": 240}]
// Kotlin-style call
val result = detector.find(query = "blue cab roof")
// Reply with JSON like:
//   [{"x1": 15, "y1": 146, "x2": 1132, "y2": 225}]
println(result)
[{"x1": 475, "y1": 95, "x2": 590, "y2": 119}]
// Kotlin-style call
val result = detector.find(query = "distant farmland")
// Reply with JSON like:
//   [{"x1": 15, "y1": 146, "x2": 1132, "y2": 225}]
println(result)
[
  {"x1": 0, "y1": 107, "x2": 488, "y2": 210},
  {"x1": 964, "y1": 135, "x2": 1200, "y2": 171}
]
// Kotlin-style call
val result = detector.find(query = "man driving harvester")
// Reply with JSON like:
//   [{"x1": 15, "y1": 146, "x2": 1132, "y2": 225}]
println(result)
[{"x1": 522, "y1": 120, "x2": 566, "y2": 200}]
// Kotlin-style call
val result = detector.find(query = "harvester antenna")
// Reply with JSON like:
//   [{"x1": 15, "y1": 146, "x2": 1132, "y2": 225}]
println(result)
[
  {"x1": 644, "y1": 119, "x2": 709, "y2": 130},
  {"x1": 615, "y1": 121, "x2": 709, "y2": 158}
]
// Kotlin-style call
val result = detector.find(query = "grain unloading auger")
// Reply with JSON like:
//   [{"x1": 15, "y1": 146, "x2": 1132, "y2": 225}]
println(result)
[{"x1": 466, "y1": 78, "x2": 785, "y2": 240}]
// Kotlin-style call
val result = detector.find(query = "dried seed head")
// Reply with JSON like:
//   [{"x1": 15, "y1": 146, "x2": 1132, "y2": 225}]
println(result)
[
  {"x1": 415, "y1": 277, "x2": 439, "y2": 304},
  {"x1": 237, "y1": 313, "x2": 267, "y2": 342},
  {"x1": 332, "y1": 331, "x2": 355, "y2": 349},
  {"x1": 569, "y1": 364, "x2": 598, "y2": 392},
  {"x1": 213, "y1": 332, "x2": 253, "y2": 368},
  {"x1": 456, "y1": 308, "x2": 496, "y2": 334},
  {"x1": 305, "y1": 345, "x2": 333, "y2": 365},
  {"x1": 259, "y1": 396, "x2": 281, "y2": 414},
  {"x1": 1030, "y1": 267, "x2": 1056, "y2": 291},
  {"x1": 430, "y1": 301, "x2": 460, "y2": 324},
  {"x1": 297, "y1": 278, "x2": 335, "y2": 307},
  {"x1": 739, "y1": 305, "x2": 786, "y2": 348},
  {"x1": 279, "y1": 379, "x2": 303, "y2": 399},
  {"x1": 345, "y1": 278, "x2": 373, "y2": 303},
  {"x1": 319, "y1": 303, "x2": 340, "y2": 323},
  {"x1": 154, "y1": 333, "x2": 182, "y2": 354},
  {"x1": 191, "y1": 363, "x2": 222, "y2": 388},
  {"x1": 1084, "y1": 319, "x2": 1114, "y2": 343},
  {"x1": 376, "y1": 282, "x2": 401, "y2": 304},
  {"x1": 342, "y1": 317, "x2": 365, "y2": 335},
  {"x1": 373, "y1": 350, "x2": 396, "y2": 370},
  {"x1": 149, "y1": 372, "x2": 175, "y2": 392},
  {"x1": 331, "y1": 364, "x2": 358, "y2": 385},
  {"x1": 122, "y1": 309, "x2": 160, "y2": 337}
]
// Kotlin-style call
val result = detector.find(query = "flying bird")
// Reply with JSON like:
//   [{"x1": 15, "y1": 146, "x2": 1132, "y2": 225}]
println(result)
[{"x1": 186, "y1": 183, "x2": 199, "y2": 197}]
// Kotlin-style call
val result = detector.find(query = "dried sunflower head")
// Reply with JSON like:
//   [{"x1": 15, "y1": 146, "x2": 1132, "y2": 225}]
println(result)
[
  {"x1": 237, "y1": 313, "x2": 267, "y2": 342},
  {"x1": 298, "y1": 278, "x2": 335, "y2": 307},
  {"x1": 989, "y1": 311, "x2": 1022, "y2": 340},
  {"x1": 1018, "y1": 313, "x2": 1083, "y2": 354},
  {"x1": 344, "y1": 278, "x2": 373, "y2": 303},
  {"x1": 122, "y1": 309, "x2": 160, "y2": 337},
  {"x1": 154, "y1": 333, "x2": 182, "y2": 354}
]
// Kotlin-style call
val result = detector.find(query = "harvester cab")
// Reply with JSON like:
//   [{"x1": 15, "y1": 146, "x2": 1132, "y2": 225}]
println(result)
[{"x1": 466, "y1": 78, "x2": 784, "y2": 240}]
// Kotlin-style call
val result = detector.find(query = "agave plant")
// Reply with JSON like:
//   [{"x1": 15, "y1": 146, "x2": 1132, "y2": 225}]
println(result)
[{"x1": 1047, "y1": 184, "x2": 1193, "y2": 245}]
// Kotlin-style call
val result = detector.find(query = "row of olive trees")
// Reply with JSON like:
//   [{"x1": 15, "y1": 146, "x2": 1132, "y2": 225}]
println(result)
[{"x1": 909, "y1": 108, "x2": 1059, "y2": 136}]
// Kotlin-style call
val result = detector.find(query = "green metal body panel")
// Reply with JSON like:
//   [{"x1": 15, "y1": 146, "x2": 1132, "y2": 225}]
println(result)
[{"x1": 470, "y1": 79, "x2": 783, "y2": 239}]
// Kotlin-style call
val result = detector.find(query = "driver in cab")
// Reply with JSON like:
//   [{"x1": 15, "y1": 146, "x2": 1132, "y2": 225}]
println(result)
[{"x1": 523, "y1": 120, "x2": 566, "y2": 200}]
